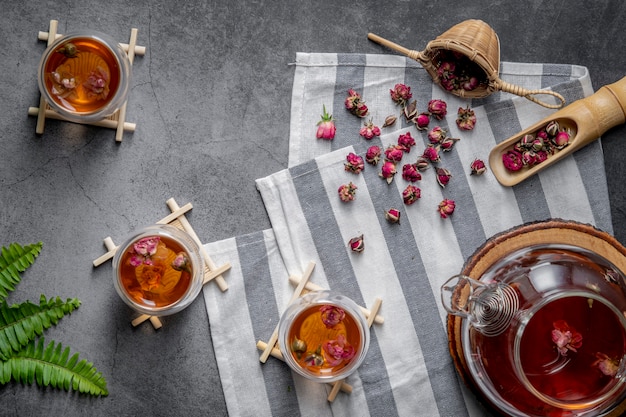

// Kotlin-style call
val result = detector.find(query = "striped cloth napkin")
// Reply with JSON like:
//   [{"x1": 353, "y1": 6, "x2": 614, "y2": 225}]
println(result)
[{"x1": 202, "y1": 53, "x2": 612, "y2": 417}]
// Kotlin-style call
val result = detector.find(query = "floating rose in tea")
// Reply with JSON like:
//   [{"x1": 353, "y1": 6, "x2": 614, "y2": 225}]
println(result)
[
  {"x1": 112, "y1": 225, "x2": 204, "y2": 316},
  {"x1": 38, "y1": 31, "x2": 131, "y2": 123},
  {"x1": 278, "y1": 291, "x2": 370, "y2": 383}
]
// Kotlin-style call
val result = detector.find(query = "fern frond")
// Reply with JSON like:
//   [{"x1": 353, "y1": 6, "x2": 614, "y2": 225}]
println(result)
[
  {"x1": 0, "y1": 337, "x2": 108, "y2": 396},
  {"x1": 0, "y1": 295, "x2": 81, "y2": 360},
  {"x1": 0, "y1": 242, "x2": 43, "y2": 302}
]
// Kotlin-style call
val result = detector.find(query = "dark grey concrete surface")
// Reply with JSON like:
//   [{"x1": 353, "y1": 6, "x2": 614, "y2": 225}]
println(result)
[{"x1": 1, "y1": 1, "x2": 625, "y2": 416}]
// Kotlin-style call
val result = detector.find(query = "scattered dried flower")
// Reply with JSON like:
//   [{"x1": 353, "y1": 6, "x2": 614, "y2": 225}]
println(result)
[
  {"x1": 436, "y1": 167, "x2": 452, "y2": 188},
  {"x1": 414, "y1": 113, "x2": 430, "y2": 130},
  {"x1": 344, "y1": 152, "x2": 365, "y2": 174},
  {"x1": 427, "y1": 99, "x2": 447, "y2": 120},
  {"x1": 316, "y1": 105, "x2": 336, "y2": 140},
  {"x1": 457, "y1": 106, "x2": 476, "y2": 131},
  {"x1": 366, "y1": 145, "x2": 382, "y2": 165},
  {"x1": 397, "y1": 132, "x2": 416, "y2": 153},
  {"x1": 384, "y1": 208, "x2": 401, "y2": 224},
  {"x1": 440, "y1": 137, "x2": 460, "y2": 152},
  {"x1": 382, "y1": 115, "x2": 397, "y2": 128},
  {"x1": 428, "y1": 126, "x2": 447, "y2": 145},
  {"x1": 422, "y1": 145, "x2": 441, "y2": 163},
  {"x1": 390, "y1": 83, "x2": 412, "y2": 107},
  {"x1": 502, "y1": 149, "x2": 523, "y2": 172},
  {"x1": 402, "y1": 185, "x2": 421, "y2": 205},
  {"x1": 379, "y1": 161, "x2": 397, "y2": 184},
  {"x1": 403, "y1": 99, "x2": 418, "y2": 121},
  {"x1": 348, "y1": 235, "x2": 365, "y2": 253},
  {"x1": 438, "y1": 199, "x2": 456, "y2": 218},
  {"x1": 402, "y1": 163, "x2": 422, "y2": 182},
  {"x1": 345, "y1": 89, "x2": 368, "y2": 117},
  {"x1": 359, "y1": 118, "x2": 381, "y2": 139},
  {"x1": 414, "y1": 156, "x2": 430, "y2": 171},
  {"x1": 470, "y1": 158, "x2": 487, "y2": 175},
  {"x1": 551, "y1": 320, "x2": 583, "y2": 356},
  {"x1": 338, "y1": 182, "x2": 358, "y2": 202},
  {"x1": 384, "y1": 145, "x2": 405, "y2": 163}
]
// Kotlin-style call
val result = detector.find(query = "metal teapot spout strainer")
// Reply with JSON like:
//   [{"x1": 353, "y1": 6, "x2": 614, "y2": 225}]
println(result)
[{"x1": 368, "y1": 19, "x2": 566, "y2": 109}]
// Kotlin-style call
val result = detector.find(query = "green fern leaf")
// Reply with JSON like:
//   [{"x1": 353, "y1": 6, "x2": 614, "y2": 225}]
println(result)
[
  {"x1": 0, "y1": 337, "x2": 108, "y2": 396},
  {"x1": 0, "y1": 295, "x2": 81, "y2": 360},
  {"x1": 0, "y1": 242, "x2": 42, "y2": 302}
]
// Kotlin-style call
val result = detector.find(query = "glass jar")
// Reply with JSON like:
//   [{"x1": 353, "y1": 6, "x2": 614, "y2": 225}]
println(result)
[
  {"x1": 37, "y1": 30, "x2": 131, "y2": 123},
  {"x1": 277, "y1": 290, "x2": 370, "y2": 383},
  {"x1": 112, "y1": 224, "x2": 204, "y2": 316}
]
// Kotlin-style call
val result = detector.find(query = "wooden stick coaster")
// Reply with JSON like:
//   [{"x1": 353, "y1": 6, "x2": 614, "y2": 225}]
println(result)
[
  {"x1": 257, "y1": 263, "x2": 383, "y2": 401},
  {"x1": 93, "y1": 197, "x2": 231, "y2": 329},
  {"x1": 28, "y1": 19, "x2": 145, "y2": 141}
]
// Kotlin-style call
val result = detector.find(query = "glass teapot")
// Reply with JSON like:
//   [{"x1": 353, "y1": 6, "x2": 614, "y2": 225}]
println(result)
[{"x1": 441, "y1": 244, "x2": 626, "y2": 416}]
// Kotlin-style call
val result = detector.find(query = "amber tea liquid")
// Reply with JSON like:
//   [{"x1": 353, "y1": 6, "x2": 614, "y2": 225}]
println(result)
[
  {"x1": 287, "y1": 304, "x2": 362, "y2": 377},
  {"x1": 42, "y1": 37, "x2": 121, "y2": 113},
  {"x1": 118, "y1": 235, "x2": 192, "y2": 308}
]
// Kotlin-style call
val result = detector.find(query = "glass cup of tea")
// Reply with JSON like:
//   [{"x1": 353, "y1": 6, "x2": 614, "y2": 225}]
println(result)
[
  {"x1": 277, "y1": 290, "x2": 370, "y2": 383},
  {"x1": 112, "y1": 224, "x2": 205, "y2": 317},
  {"x1": 37, "y1": 30, "x2": 132, "y2": 123}
]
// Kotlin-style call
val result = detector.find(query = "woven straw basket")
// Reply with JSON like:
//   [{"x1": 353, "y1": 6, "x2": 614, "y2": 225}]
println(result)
[{"x1": 368, "y1": 19, "x2": 565, "y2": 109}]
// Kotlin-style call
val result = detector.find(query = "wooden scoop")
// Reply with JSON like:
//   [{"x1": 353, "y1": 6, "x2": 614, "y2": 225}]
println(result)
[{"x1": 489, "y1": 76, "x2": 626, "y2": 187}]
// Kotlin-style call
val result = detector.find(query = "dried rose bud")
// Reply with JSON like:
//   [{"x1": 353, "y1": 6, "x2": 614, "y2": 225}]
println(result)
[
  {"x1": 397, "y1": 132, "x2": 416, "y2": 152},
  {"x1": 382, "y1": 115, "x2": 397, "y2": 128},
  {"x1": 348, "y1": 235, "x2": 365, "y2": 253},
  {"x1": 532, "y1": 138, "x2": 544, "y2": 152},
  {"x1": 402, "y1": 184, "x2": 421, "y2": 205},
  {"x1": 422, "y1": 145, "x2": 441, "y2": 163},
  {"x1": 359, "y1": 118, "x2": 381, "y2": 140},
  {"x1": 384, "y1": 145, "x2": 405, "y2": 163},
  {"x1": 537, "y1": 130, "x2": 549, "y2": 141},
  {"x1": 470, "y1": 159, "x2": 487, "y2": 175},
  {"x1": 520, "y1": 134, "x2": 535, "y2": 148},
  {"x1": 379, "y1": 161, "x2": 397, "y2": 184},
  {"x1": 437, "y1": 61, "x2": 456, "y2": 89},
  {"x1": 552, "y1": 131, "x2": 571, "y2": 149},
  {"x1": 291, "y1": 337, "x2": 307, "y2": 353},
  {"x1": 536, "y1": 150, "x2": 548, "y2": 164},
  {"x1": 440, "y1": 137, "x2": 460, "y2": 152},
  {"x1": 461, "y1": 76, "x2": 479, "y2": 91},
  {"x1": 338, "y1": 182, "x2": 358, "y2": 202},
  {"x1": 385, "y1": 208, "x2": 401, "y2": 224},
  {"x1": 390, "y1": 83, "x2": 412, "y2": 106},
  {"x1": 427, "y1": 99, "x2": 448, "y2": 120},
  {"x1": 456, "y1": 106, "x2": 476, "y2": 131},
  {"x1": 438, "y1": 199, "x2": 456, "y2": 218},
  {"x1": 522, "y1": 150, "x2": 538, "y2": 166},
  {"x1": 436, "y1": 167, "x2": 452, "y2": 187},
  {"x1": 427, "y1": 126, "x2": 447, "y2": 144},
  {"x1": 502, "y1": 149, "x2": 523, "y2": 172},
  {"x1": 415, "y1": 156, "x2": 430, "y2": 171},
  {"x1": 402, "y1": 163, "x2": 422, "y2": 182},
  {"x1": 345, "y1": 89, "x2": 368, "y2": 117},
  {"x1": 414, "y1": 113, "x2": 430, "y2": 130},
  {"x1": 344, "y1": 152, "x2": 365, "y2": 174},
  {"x1": 545, "y1": 120, "x2": 560, "y2": 137},
  {"x1": 316, "y1": 105, "x2": 336, "y2": 140},
  {"x1": 403, "y1": 99, "x2": 418, "y2": 121},
  {"x1": 366, "y1": 145, "x2": 382, "y2": 165}
]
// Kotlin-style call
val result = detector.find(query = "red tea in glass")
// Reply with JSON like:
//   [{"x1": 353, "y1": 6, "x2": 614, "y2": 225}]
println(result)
[
  {"x1": 118, "y1": 235, "x2": 193, "y2": 309},
  {"x1": 287, "y1": 303, "x2": 362, "y2": 378}
]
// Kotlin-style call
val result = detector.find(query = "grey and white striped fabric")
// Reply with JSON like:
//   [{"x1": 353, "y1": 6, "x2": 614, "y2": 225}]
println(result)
[{"x1": 202, "y1": 53, "x2": 612, "y2": 417}]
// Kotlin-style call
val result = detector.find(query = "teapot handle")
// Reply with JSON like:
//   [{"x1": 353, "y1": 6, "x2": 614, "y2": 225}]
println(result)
[{"x1": 441, "y1": 274, "x2": 485, "y2": 319}]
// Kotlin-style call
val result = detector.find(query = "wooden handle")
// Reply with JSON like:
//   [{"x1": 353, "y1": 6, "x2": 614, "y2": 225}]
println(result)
[
  {"x1": 367, "y1": 33, "x2": 425, "y2": 63},
  {"x1": 498, "y1": 80, "x2": 566, "y2": 109}
]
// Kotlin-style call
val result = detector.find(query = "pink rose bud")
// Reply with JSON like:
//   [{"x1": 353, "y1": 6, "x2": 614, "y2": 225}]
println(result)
[
  {"x1": 470, "y1": 159, "x2": 487, "y2": 175},
  {"x1": 402, "y1": 163, "x2": 422, "y2": 182},
  {"x1": 456, "y1": 106, "x2": 476, "y2": 131},
  {"x1": 427, "y1": 99, "x2": 447, "y2": 120},
  {"x1": 379, "y1": 161, "x2": 397, "y2": 184},
  {"x1": 553, "y1": 131, "x2": 571, "y2": 149},
  {"x1": 345, "y1": 89, "x2": 368, "y2": 117},
  {"x1": 397, "y1": 132, "x2": 416, "y2": 152},
  {"x1": 172, "y1": 252, "x2": 191, "y2": 273},
  {"x1": 414, "y1": 113, "x2": 430, "y2": 130},
  {"x1": 402, "y1": 184, "x2": 421, "y2": 205},
  {"x1": 366, "y1": 145, "x2": 382, "y2": 165},
  {"x1": 359, "y1": 119, "x2": 381, "y2": 139},
  {"x1": 461, "y1": 76, "x2": 479, "y2": 91},
  {"x1": 316, "y1": 105, "x2": 336, "y2": 140},
  {"x1": 440, "y1": 137, "x2": 460, "y2": 152},
  {"x1": 390, "y1": 83, "x2": 412, "y2": 106},
  {"x1": 427, "y1": 126, "x2": 447, "y2": 144},
  {"x1": 545, "y1": 120, "x2": 560, "y2": 137},
  {"x1": 384, "y1": 145, "x2": 405, "y2": 163},
  {"x1": 385, "y1": 208, "x2": 401, "y2": 224},
  {"x1": 348, "y1": 235, "x2": 365, "y2": 253},
  {"x1": 502, "y1": 149, "x2": 523, "y2": 172},
  {"x1": 338, "y1": 182, "x2": 358, "y2": 202},
  {"x1": 438, "y1": 199, "x2": 456, "y2": 218},
  {"x1": 344, "y1": 152, "x2": 365, "y2": 174},
  {"x1": 415, "y1": 156, "x2": 430, "y2": 171},
  {"x1": 436, "y1": 167, "x2": 452, "y2": 188},
  {"x1": 520, "y1": 134, "x2": 535, "y2": 148},
  {"x1": 422, "y1": 145, "x2": 441, "y2": 163},
  {"x1": 382, "y1": 115, "x2": 397, "y2": 128}
]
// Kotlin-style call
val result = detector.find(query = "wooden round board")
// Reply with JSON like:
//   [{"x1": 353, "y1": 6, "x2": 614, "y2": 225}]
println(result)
[{"x1": 447, "y1": 219, "x2": 626, "y2": 416}]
